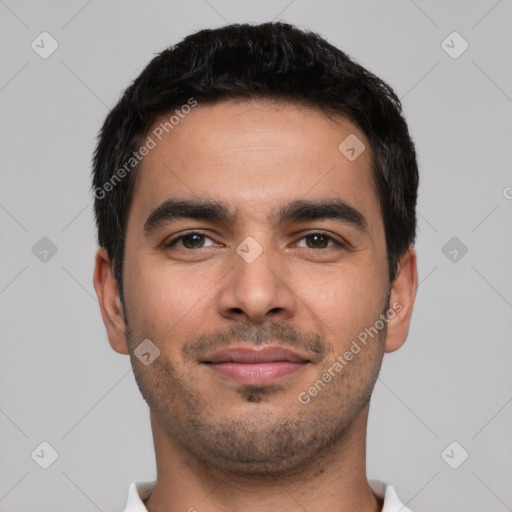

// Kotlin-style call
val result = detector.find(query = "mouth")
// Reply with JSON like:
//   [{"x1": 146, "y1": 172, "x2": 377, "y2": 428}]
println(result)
[{"x1": 201, "y1": 344, "x2": 311, "y2": 386}]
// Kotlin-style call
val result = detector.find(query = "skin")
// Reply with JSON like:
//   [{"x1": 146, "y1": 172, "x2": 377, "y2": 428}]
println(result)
[{"x1": 93, "y1": 99, "x2": 418, "y2": 512}]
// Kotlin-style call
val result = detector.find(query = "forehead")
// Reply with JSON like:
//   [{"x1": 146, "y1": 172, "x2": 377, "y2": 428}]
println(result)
[{"x1": 130, "y1": 100, "x2": 380, "y2": 230}]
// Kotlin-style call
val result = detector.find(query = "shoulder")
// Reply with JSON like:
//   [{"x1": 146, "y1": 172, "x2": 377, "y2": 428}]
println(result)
[
  {"x1": 368, "y1": 479, "x2": 414, "y2": 512},
  {"x1": 122, "y1": 480, "x2": 156, "y2": 512}
]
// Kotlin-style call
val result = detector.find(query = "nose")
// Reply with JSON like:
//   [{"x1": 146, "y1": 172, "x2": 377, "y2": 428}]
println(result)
[{"x1": 217, "y1": 240, "x2": 297, "y2": 325}]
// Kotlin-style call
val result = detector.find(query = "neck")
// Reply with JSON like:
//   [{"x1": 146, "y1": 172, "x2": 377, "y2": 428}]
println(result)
[{"x1": 143, "y1": 404, "x2": 382, "y2": 512}]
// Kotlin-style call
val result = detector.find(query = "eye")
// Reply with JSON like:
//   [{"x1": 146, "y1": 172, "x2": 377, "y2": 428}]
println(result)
[
  {"x1": 162, "y1": 231, "x2": 347, "y2": 252},
  {"x1": 295, "y1": 232, "x2": 346, "y2": 250},
  {"x1": 164, "y1": 231, "x2": 217, "y2": 250}
]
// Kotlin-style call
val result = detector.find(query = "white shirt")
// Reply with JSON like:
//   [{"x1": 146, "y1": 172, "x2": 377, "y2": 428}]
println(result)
[{"x1": 122, "y1": 479, "x2": 413, "y2": 511}]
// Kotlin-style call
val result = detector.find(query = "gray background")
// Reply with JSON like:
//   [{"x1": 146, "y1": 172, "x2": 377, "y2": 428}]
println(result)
[{"x1": 1, "y1": 1, "x2": 511, "y2": 511}]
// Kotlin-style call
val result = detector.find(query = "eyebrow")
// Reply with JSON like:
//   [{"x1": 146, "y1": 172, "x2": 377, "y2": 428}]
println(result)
[
  {"x1": 275, "y1": 198, "x2": 369, "y2": 234},
  {"x1": 143, "y1": 198, "x2": 369, "y2": 237},
  {"x1": 143, "y1": 199, "x2": 235, "y2": 236}
]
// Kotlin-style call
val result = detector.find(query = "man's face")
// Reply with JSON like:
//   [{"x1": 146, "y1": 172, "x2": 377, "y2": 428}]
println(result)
[{"x1": 120, "y1": 100, "x2": 392, "y2": 475}]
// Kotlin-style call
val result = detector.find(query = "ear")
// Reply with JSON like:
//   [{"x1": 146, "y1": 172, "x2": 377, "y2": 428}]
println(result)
[
  {"x1": 384, "y1": 246, "x2": 418, "y2": 354},
  {"x1": 92, "y1": 247, "x2": 129, "y2": 355}
]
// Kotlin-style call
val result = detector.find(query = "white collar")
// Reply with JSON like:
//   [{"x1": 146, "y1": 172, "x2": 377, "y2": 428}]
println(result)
[{"x1": 122, "y1": 479, "x2": 413, "y2": 511}]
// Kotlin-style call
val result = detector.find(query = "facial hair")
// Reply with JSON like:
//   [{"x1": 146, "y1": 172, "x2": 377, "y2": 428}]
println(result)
[{"x1": 125, "y1": 301, "x2": 389, "y2": 478}]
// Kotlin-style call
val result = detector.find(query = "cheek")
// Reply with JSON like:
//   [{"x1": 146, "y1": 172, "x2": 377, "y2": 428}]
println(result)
[
  {"x1": 124, "y1": 255, "x2": 214, "y2": 339},
  {"x1": 300, "y1": 263, "x2": 385, "y2": 341}
]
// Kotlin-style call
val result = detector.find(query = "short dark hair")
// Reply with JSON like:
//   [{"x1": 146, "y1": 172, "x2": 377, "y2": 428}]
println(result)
[{"x1": 92, "y1": 21, "x2": 418, "y2": 299}]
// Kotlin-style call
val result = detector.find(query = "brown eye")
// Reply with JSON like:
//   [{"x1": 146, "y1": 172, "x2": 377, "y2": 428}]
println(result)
[
  {"x1": 305, "y1": 234, "x2": 330, "y2": 248},
  {"x1": 181, "y1": 233, "x2": 206, "y2": 249},
  {"x1": 164, "y1": 232, "x2": 215, "y2": 250},
  {"x1": 296, "y1": 232, "x2": 344, "y2": 250}
]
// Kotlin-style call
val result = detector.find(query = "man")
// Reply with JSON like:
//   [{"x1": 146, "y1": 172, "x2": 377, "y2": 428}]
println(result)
[{"x1": 92, "y1": 21, "x2": 419, "y2": 512}]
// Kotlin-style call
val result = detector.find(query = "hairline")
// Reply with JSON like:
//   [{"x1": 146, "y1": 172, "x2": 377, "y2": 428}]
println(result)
[{"x1": 114, "y1": 97, "x2": 386, "y2": 291}]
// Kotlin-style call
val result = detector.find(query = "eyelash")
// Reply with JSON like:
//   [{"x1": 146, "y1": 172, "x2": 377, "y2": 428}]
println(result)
[{"x1": 163, "y1": 230, "x2": 347, "y2": 251}]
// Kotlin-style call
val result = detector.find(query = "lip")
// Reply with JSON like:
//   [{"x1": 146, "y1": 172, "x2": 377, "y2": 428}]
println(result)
[{"x1": 202, "y1": 345, "x2": 310, "y2": 386}]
